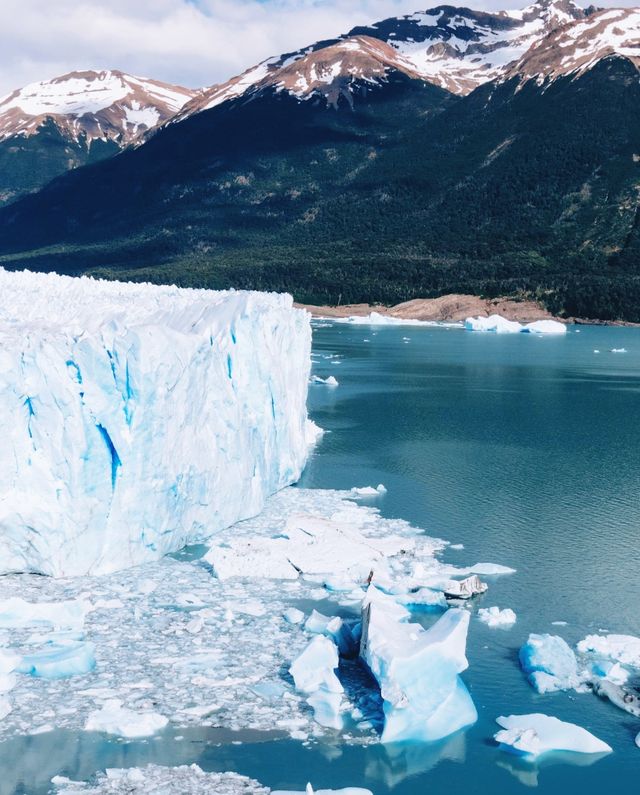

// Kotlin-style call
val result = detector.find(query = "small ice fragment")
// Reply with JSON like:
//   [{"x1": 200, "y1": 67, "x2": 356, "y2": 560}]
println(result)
[
  {"x1": 611, "y1": 348, "x2": 627, "y2": 353},
  {"x1": 551, "y1": 621, "x2": 568, "y2": 626},
  {"x1": 350, "y1": 484, "x2": 386, "y2": 497},
  {"x1": 85, "y1": 699, "x2": 169, "y2": 738},
  {"x1": 443, "y1": 575, "x2": 487, "y2": 599},
  {"x1": 593, "y1": 350, "x2": 600, "y2": 354},
  {"x1": 478, "y1": 607, "x2": 517, "y2": 628},
  {"x1": 519, "y1": 634, "x2": 581, "y2": 693},
  {"x1": 577, "y1": 633, "x2": 640, "y2": 668},
  {"x1": 494, "y1": 713, "x2": 612, "y2": 759},
  {"x1": 289, "y1": 636, "x2": 343, "y2": 730},
  {"x1": 284, "y1": 608, "x2": 305, "y2": 625},
  {"x1": 311, "y1": 375, "x2": 339, "y2": 386},
  {"x1": 450, "y1": 544, "x2": 464, "y2": 551}
]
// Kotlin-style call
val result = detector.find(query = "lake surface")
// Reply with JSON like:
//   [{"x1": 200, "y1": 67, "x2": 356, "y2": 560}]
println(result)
[{"x1": 4, "y1": 322, "x2": 640, "y2": 793}]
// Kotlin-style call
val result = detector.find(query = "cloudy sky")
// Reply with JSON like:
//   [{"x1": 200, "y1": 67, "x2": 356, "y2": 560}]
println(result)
[{"x1": 0, "y1": 0, "x2": 633, "y2": 95}]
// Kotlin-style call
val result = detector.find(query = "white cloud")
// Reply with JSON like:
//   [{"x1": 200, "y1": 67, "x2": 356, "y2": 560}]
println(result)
[{"x1": 0, "y1": 0, "x2": 635, "y2": 95}]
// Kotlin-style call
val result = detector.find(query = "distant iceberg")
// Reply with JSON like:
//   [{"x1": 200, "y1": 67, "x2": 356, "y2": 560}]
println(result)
[
  {"x1": 464, "y1": 315, "x2": 567, "y2": 334},
  {"x1": 0, "y1": 269, "x2": 315, "y2": 576}
]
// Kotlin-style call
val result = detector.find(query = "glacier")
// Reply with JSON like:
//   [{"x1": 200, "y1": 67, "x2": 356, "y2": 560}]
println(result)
[{"x1": 0, "y1": 269, "x2": 314, "y2": 576}]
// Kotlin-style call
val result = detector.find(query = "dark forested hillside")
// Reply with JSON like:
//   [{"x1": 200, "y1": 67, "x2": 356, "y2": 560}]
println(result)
[{"x1": 1, "y1": 56, "x2": 640, "y2": 320}]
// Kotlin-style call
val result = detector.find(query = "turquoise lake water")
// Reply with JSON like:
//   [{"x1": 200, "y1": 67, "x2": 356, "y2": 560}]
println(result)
[{"x1": 4, "y1": 322, "x2": 640, "y2": 793}]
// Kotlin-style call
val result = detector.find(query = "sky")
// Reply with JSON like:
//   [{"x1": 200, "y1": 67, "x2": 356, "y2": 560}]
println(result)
[{"x1": 0, "y1": 0, "x2": 635, "y2": 96}]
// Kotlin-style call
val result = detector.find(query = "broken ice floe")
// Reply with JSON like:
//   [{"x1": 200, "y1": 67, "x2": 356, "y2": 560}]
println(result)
[
  {"x1": 51, "y1": 765, "x2": 269, "y2": 795},
  {"x1": 0, "y1": 487, "x2": 503, "y2": 744},
  {"x1": 494, "y1": 714, "x2": 612, "y2": 759}
]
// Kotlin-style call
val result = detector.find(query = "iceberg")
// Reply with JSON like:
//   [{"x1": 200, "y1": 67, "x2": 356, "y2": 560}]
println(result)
[
  {"x1": 289, "y1": 635, "x2": 344, "y2": 730},
  {"x1": 0, "y1": 597, "x2": 89, "y2": 631},
  {"x1": 0, "y1": 269, "x2": 314, "y2": 577},
  {"x1": 360, "y1": 587, "x2": 477, "y2": 743},
  {"x1": 478, "y1": 607, "x2": 517, "y2": 628},
  {"x1": 464, "y1": 315, "x2": 566, "y2": 334},
  {"x1": 519, "y1": 634, "x2": 581, "y2": 693},
  {"x1": 494, "y1": 713, "x2": 612, "y2": 759}
]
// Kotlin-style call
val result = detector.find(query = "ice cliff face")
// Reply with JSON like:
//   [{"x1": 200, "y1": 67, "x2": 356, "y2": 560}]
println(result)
[{"x1": 0, "y1": 269, "x2": 314, "y2": 577}]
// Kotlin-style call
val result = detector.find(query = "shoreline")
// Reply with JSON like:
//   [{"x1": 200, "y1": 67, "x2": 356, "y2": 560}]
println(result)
[{"x1": 295, "y1": 294, "x2": 640, "y2": 327}]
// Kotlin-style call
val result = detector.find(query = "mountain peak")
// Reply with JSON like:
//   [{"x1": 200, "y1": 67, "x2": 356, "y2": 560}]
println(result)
[
  {"x1": 0, "y1": 70, "x2": 197, "y2": 146},
  {"x1": 506, "y1": 6, "x2": 640, "y2": 83}
]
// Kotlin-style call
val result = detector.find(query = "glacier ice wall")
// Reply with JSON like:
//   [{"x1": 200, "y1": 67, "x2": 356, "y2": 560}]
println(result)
[{"x1": 0, "y1": 269, "x2": 314, "y2": 577}]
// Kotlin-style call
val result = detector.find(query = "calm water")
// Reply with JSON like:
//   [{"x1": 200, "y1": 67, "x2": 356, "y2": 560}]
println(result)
[{"x1": 5, "y1": 323, "x2": 640, "y2": 793}]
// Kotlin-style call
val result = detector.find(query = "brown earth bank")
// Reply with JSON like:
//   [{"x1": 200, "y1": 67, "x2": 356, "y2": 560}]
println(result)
[{"x1": 296, "y1": 294, "x2": 564, "y2": 323}]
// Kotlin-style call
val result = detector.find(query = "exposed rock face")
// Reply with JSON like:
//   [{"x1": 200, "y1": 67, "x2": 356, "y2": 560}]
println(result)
[{"x1": 505, "y1": 7, "x2": 640, "y2": 84}]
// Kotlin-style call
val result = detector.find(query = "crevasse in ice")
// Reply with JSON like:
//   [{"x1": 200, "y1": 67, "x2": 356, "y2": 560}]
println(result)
[{"x1": 0, "y1": 269, "x2": 315, "y2": 576}]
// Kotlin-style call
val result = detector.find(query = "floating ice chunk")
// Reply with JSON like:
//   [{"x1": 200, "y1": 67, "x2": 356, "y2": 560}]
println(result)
[
  {"x1": 18, "y1": 640, "x2": 96, "y2": 679},
  {"x1": 636, "y1": 732, "x2": 640, "y2": 749},
  {"x1": 465, "y1": 315, "x2": 523, "y2": 333},
  {"x1": 85, "y1": 699, "x2": 169, "y2": 738},
  {"x1": 311, "y1": 375, "x2": 339, "y2": 386},
  {"x1": 396, "y1": 588, "x2": 447, "y2": 611},
  {"x1": 333, "y1": 311, "x2": 453, "y2": 327},
  {"x1": 350, "y1": 484, "x2": 386, "y2": 497},
  {"x1": 455, "y1": 563, "x2": 516, "y2": 576},
  {"x1": 289, "y1": 636, "x2": 343, "y2": 730},
  {"x1": 611, "y1": 348, "x2": 627, "y2": 353},
  {"x1": 577, "y1": 633, "x2": 640, "y2": 668},
  {"x1": 0, "y1": 269, "x2": 313, "y2": 577},
  {"x1": 494, "y1": 713, "x2": 612, "y2": 759},
  {"x1": 0, "y1": 597, "x2": 89, "y2": 631},
  {"x1": 443, "y1": 575, "x2": 488, "y2": 599},
  {"x1": 284, "y1": 608, "x2": 305, "y2": 625},
  {"x1": 591, "y1": 679, "x2": 640, "y2": 718},
  {"x1": 204, "y1": 539, "x2": 299, "y2": 580},
  {"x1": 478, "y1": 607, "x2": 517, "y2": 628},
  {"x1": 304, "y1": 611, "x2": 357, "y2": 657},
  {"x1": 523, "y1": 320, "x2": 567, "y2": 335},
  {"x1": 360, "y1": 587, "x2": 477, "y2": 743},
  {"x1": 519, "y1": 634, "x2": 581, "y2": 693},
  {"x1": 450, "y1": 544, "x2": 464, "y2": 551},
  {"x1": 588, "y1": 660, "x2": 629, "y2": 686}
]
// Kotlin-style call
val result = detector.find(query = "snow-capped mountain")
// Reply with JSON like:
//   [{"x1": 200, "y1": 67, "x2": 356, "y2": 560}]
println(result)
[
  {"x1": 505, "y1": 6, "x2": 640, "y2": 83},
  {"x1": 174, "y1": 0, "x2": 588, "y2": 122},
  {"x1": 347, "y1": 0, "x2": 588, "y2": 93},
  {"x1": 174, "y1": 37, "x2": 424, "y2": 119},
  {"x1": 0, "y1": 69, "x2": 197, "y2": 146}
]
